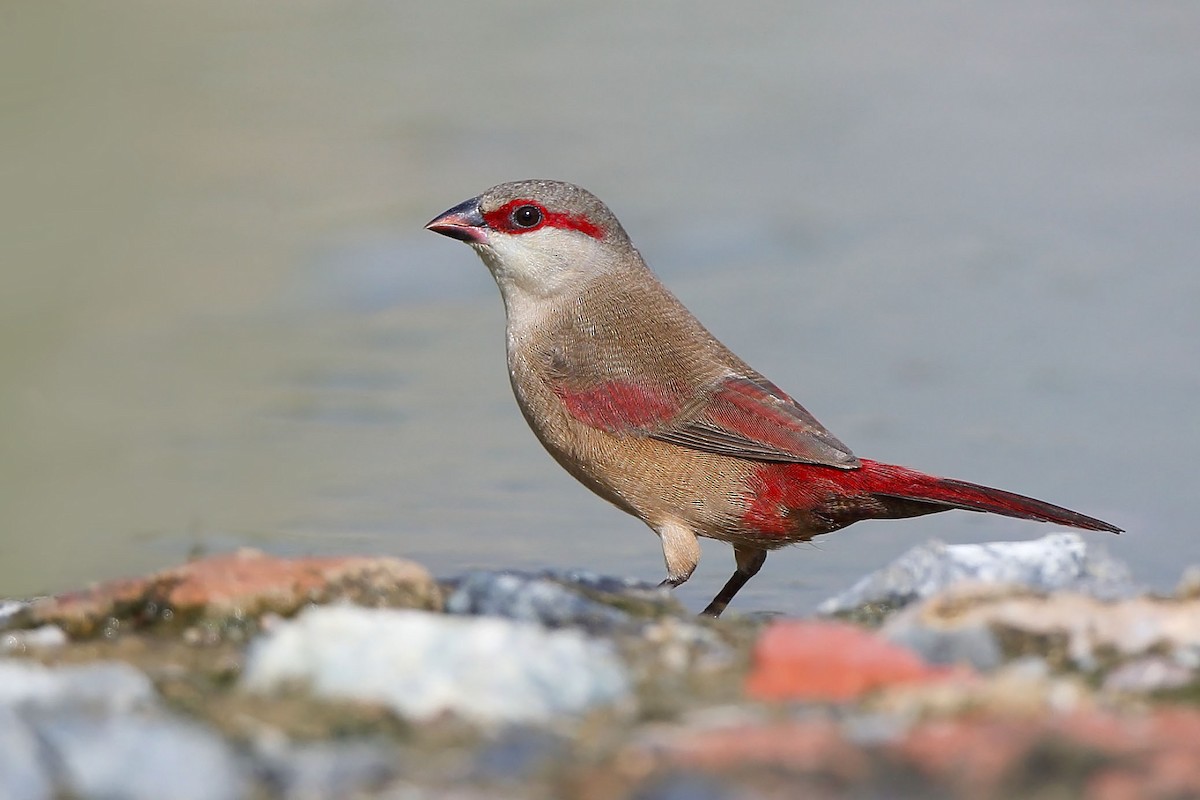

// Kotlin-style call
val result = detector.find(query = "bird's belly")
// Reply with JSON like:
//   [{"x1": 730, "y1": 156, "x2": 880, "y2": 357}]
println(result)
[{"x1": 516, "y1": 395, "x2": 803, "y2": 544}]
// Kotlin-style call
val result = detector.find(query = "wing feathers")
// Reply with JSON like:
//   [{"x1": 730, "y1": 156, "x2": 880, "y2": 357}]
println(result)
[{"x1": 554, "y1": 373, "x2": 858, "y2": 468}]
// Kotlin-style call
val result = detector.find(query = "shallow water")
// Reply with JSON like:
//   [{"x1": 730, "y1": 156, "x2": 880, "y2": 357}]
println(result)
[{"x1": 2, "y1": 2, "x2": 1197, "y2": 615}]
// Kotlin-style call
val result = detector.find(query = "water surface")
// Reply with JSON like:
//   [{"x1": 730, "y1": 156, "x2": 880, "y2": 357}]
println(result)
[{"x1": 2, "y1": 2, "x2": 1196, "y2": 615}]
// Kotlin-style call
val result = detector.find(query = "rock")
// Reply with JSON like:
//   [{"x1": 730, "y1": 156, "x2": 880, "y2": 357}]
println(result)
[
  {"x1": 890, "y1": 709, "x2": 1200, "y2": 798},
  {"x1": 0, "y1": 659, "x2": 156, "y2": 712},
  {"x1": 0, "y1": 705, "x2": 52, "y2": 800},
  {"x1": 0, "y1": 659, "x2": 247, "y2": 800},
  {"x1": 468, "y1": 727, "x2": 570, "y2": 782},
  {"x1": 1102, "y1": 657, "x2": 1195, "y2": 694},
  {"x1": 2, "y1": 625, "x2": 67, "y2": 654},
  {"x1": 25, "y1": 550, "x2": 441, "y2": 638},
  {"x1": 242, "y1": 605, "x2": 630, "y2": 725},
  {"x1": 631, "y1": 773, "x2": 738, "y2": 800},
  {"x1": 1, "y1": 599, "x2": 31, "y2": 629},
  {"x1": 36, "y1": 714, "x2": 248, "y2": 800},
  {"x1": 609, "y1": 708, "x2": 1200, "y2": 799},
  {"x1": 256, "y1": 739, "x2": 397, "y2": 800},
  {"x1": 869, "y1": 657, "x2": 1090, "y2": 720},
  {"x1": 883, "y1": 610, "x2": 1004, "y2": 670},
  {"x1": 446, "y1": 571, "x2": 637, "y2": 631},
  {"x1": 744, "y1": 620, "x2": 961, "y2": 702},
  {"x1": 445, "y1": 569, "x2": 677, "y2": 632},
  {"x1": 645, "y1": 718, "x2": 868, "y2": 779},
  {"x1": 818, "y1": 532, "x2": 1135, "y2": 618},
  {"x1": 881, "y1": 585, "x2": 1200, "y2": 674}
]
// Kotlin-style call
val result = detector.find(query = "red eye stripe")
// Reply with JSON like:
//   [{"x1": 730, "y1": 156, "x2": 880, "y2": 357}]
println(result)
[{"x1": 482, "y1": 200, "x2": 605, "y2": 240}]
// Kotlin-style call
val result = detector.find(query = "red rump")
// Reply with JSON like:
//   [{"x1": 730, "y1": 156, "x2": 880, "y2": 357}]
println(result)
[
  {"x1": 743, "y1": 459, "x2": 1121, "y2": 537},
  {"x1": 556, "y1": 382, "x2": 679, "y2": 431},
  {"x1": 483, "y1": 199, "x2": 605, "y2": 240}
]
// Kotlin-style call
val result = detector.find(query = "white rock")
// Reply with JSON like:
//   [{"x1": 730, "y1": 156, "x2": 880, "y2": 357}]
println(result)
[
  {"x1": 242, "y1": 605, "x2": 630, "y2": 725},
  {"x1": 0, "y1": 660, "x2": 155, "y2": 712}
]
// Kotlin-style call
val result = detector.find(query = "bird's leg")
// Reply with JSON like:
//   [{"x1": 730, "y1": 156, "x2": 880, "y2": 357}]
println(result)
[
  {"x1": 701, "y1": 545, "x2": 767, "y2": 617},
  {"x1": 654, "y1": 520, "x2": 701, "y2": 589}
]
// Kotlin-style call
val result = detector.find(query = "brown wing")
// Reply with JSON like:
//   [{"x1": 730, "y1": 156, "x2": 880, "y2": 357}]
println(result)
[
  {"x1": 551, "y1": 370, "x2": 859, "y2": 468},
  {"x1": 650, "y1": 375, "x2": 859, "y2": 467}
]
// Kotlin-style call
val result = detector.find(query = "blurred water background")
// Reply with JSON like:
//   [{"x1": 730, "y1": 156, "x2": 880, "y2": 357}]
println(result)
[{"x1": 2, "y1": 2, "x2": 1196, "y2": 615}]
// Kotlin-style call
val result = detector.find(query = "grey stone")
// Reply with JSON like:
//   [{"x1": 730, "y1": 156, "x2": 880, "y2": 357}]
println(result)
[
  {"x1": 818, "y1": 532, "x2": 1136, "y2": 616},
  {"x1": 242, "y1": 605, "x2": 630, "y2": 725},
  {"x1": 883, "y1": 615, "x2": 1004, "y2": 670},
  {"x1": 445, "y1": 569, "x2": 669, "y2": 631},
  {"x1": 0, "y1": 599, "x2": 30, "y2": 629},
  {"x1": 0, "y1": 659, "x2": 247, "y2": 800},
  {"x1": 258, "y1": 739, "x2": 397, "y2": 800},
  {"x1": 469, "y1": 727, "x2": 569, "y2": 782},
  {"x1": 37, "y1": 714, "x2": 247, "y2": 800}
]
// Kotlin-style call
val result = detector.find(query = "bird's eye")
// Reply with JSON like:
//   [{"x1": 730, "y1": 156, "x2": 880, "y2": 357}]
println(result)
[{"x1": 511, "y1": 204, "x2": 543, "y2": 229}]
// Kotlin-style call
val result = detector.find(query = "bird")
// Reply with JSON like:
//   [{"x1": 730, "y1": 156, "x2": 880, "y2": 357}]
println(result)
[{"x1": 425, "y1": 179, "x2": 1121, "y2": 617}]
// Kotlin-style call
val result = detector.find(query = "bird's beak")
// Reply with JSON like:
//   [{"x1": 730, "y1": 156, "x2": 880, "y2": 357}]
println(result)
[{"x1": 425, "y1": 197, "x2": 488, "y2": 244}]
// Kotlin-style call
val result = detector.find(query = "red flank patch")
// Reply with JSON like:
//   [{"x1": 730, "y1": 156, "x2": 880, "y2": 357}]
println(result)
[{"x1": 556, "y1": 381, "x2": 680, "y2": 432}]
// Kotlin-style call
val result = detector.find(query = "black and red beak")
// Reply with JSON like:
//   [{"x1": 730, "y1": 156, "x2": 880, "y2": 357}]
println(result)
[{"x1": 425, "y1": 197, "x2": 488, "y2": 244}]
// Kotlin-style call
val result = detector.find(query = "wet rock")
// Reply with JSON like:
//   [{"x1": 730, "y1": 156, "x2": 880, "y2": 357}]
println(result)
[
  {"x1": 818, "y1": 532, "x2": 1136, "y2": 619},
  {"x1": 744, "y1": 620, "x2": 961, "y2": 702},
  {"x1": 24, "y1": 550, "x2": 441, "y2": 638},
  {"x1": 0, "y1": 659, "x2": 247, "y2": 800},
  {"x1": 242, "y1": 605, "x2": 630, "y2": 725},
  {"x1": 444, "y1": 569, "x2": 674, "y2": 631}
]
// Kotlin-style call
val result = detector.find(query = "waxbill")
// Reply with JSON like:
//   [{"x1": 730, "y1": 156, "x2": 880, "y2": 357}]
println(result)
[{"x1": 425, "y1": 179, "x2": 1121, "y2": 617}]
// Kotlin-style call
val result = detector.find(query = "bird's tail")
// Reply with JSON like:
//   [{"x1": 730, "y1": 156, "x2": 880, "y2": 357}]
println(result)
[{"x1": 858, "y1": 459, "x2": 1122, "y2": 533}]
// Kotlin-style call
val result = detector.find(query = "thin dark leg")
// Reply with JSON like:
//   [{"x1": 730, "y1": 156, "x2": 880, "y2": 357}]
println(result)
[{"x1": 700, "y1": 545, "x2": 767, "y2": 617}]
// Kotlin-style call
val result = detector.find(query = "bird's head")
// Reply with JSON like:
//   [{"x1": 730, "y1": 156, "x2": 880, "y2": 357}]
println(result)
[{"x1": 426, "y1": 180, "x2": 639, "y2": 304}]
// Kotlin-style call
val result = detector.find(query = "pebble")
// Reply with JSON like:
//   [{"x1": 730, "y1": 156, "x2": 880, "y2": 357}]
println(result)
[{"x1": 242, "y1": 605, "x2": 630, "y2": 725}]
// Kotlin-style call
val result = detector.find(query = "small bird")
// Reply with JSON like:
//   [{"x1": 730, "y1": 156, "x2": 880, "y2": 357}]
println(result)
[{"x1": 425, "y1": 180, "x2": 1121, "y2": 616}]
